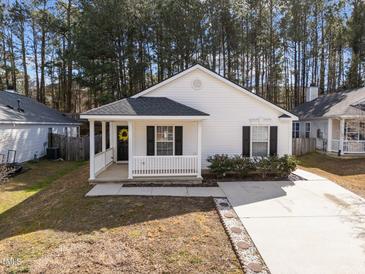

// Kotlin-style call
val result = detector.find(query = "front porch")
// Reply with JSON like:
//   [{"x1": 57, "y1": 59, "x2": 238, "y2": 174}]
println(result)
[
  {"x1": 327, "y1": 118, "x2": 365, "y2": 155},
  {"x1": 87, "y1": 118, "x2": 204, "y2": 183}
]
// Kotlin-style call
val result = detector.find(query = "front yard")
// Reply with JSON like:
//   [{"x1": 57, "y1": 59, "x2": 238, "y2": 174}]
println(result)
[
  {"x1": 298, "y1": 152, "x2": 365, "y2": 198},
  {"x1": 0, "y1": 161, "x2": 241, "y2": 273}
]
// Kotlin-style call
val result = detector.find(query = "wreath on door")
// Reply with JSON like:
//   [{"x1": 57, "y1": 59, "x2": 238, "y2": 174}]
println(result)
[{"x1": 118, "y1": 128, "x2": 128, "y2": 142}]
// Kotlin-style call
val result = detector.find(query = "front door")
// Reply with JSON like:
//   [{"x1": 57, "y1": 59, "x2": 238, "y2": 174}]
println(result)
[{"x1": 117, "y1": 126, "x2": 128, "y2": 161}]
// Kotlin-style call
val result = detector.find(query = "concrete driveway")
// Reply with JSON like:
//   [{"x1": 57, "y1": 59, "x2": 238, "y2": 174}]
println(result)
[{"x1": 219, "y1": 171, "x2": 365, "y2": 274}]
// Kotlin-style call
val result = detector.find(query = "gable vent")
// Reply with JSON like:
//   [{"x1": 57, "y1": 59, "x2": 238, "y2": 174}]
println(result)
[{"x1": 192, "y1": 79, "x2": 202, "y2": 90}]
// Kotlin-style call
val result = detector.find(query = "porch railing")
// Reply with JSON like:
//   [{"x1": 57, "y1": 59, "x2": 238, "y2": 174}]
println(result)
[
  {"x1": 95, "y1": 148, "x2": 113, "y2": 175},
  {"x1": 132, "y1": 155, "x2": 199, "y2": 176},
  {"x1": 343, "y1": 140, "x2": 365, "y2": 153},
  {"x1": 330, "y1": 139, "x2": 365, "y2": 153},
  {"x1": 331, "y1": 139, "x2": 340, "y2": 152}
]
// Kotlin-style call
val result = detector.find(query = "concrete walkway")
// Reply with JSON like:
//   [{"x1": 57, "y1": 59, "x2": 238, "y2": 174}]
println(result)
[
  {"x1": 86, "y1": 183, "x2": 226, "y2": 197},
  {"x1": 219, "y1": 169, "x2": 365, "y2": 274}
]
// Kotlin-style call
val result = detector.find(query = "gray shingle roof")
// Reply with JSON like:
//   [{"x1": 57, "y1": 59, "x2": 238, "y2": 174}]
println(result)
[
  {"x1": 292, "y1": 87, "x2": 365, "y2": 119},
  {"x1": 0, "y1": 91, "x2": 79, "y2": 124},
  {"x1": 82, "y1": 97, "x2": 209, "y2": 116}
]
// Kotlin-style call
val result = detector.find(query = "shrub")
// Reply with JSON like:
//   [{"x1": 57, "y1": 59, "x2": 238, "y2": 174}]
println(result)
[
  {"x1": 207, "y1": 154, "x2": 233, "y2": 178},
  {"x1": 275, "y1": 155, "x2": 298, "y2": 177},
  {"x1": 207, "y1": 154, "x2": 298, "y2": 179},
  {"x1": 253, "y1": 156, "x2": 275, "y2": 179},
  {"x1": 231, "y1": 155, "x2": 255, "y2": 177}
]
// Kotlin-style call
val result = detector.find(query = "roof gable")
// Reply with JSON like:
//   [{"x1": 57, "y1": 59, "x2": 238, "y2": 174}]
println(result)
[{"x1": 132, "y1": 64, "x2": 297, "y2": 119}]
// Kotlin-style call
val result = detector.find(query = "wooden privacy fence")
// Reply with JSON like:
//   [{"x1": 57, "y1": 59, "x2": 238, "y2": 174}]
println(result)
[
  {"x1": 292, "y1": 138, "x2": 316, "y2": 156},
  {"x1": 49, "y1": 133, "x2": 102, "y2": 161}
]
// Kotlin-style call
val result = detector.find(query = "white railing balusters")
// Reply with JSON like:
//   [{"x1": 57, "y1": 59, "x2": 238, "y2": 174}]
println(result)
[
  {"x1": 343, "y1": 140, "x2": 365, "y2": 153},
  {"x1": 331, "y1": 139, "x2": 365, "y2": 153},
  {"x1": 95, "y1": 148, "x2": 113, "y2": 175},
  {"x1": 132, "y1": 155, "x2": 198, "y2": 177}
]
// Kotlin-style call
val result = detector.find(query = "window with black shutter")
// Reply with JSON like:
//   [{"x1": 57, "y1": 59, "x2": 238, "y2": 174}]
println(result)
[
  {"x1": 174, "y1": 126, "x2": 183, "y2": 155},
  {"x1": 146, "y1": 126, "x2": 155, "y2": 155},
  {"x1": 242, "y1": 126, "x2": 250, "y2": 156},
  {"x1": 269, "y1": 126, "x2": 278, "y2": 156}
]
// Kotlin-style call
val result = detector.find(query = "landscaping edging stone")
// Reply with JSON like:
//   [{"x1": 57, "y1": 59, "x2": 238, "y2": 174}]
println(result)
[{"x1": 214, "y1": 198, "x2": 270, "y2": 274}]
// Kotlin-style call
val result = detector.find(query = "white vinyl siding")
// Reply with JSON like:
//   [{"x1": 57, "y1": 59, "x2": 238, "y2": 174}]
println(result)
[
  {"x1": 0, "y1": 124, "x2": 78, "y2": 163},
  {"x1": 143, "y1": 69, "x2": 292, "y2": 167},
  {"x1": 131, "y1": 121, "x2": 197, "y2": 157}
]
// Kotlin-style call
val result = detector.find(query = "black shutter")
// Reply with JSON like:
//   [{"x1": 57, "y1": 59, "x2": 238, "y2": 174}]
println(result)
[
  {"x1": 270, "y1": 126, "x2": 278, "y2": 156},
  {"x1": 242, "y1": 126, "x2": 250, "y2": 157},
  {"x1": 147, "y1": 126, "x2": 155, "y2": 155},
  {"x1": 175, "y1": 126, "x2": 183, "y2": 155}
]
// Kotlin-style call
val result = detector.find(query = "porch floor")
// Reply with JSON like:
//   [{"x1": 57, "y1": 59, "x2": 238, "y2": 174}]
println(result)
[{"x1": 91, "y1": 163, "x2": 202, "y2": 184}]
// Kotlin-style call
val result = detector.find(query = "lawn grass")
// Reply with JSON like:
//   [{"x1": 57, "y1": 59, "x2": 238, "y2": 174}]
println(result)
[
  {"x1": 298, "y1": 152, "x2": 365, "y2": 198},
  {"x1": 0, "y1": 160, "x2": 85, "y2": 214},
  {"x1": 0, "y1": 162, "x2": 241, "y2": 273}
]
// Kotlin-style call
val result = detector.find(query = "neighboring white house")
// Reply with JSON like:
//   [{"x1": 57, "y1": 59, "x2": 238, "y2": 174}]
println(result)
[
  {"x1": 0, "y1": 90, "x2": 80, "y2": 163},
  {"x1": 292, "y1": 86, "x2": 365, "y2": 155},
  {"x1": 80, "y1": 64, "x2": 298, "y2": 182}
]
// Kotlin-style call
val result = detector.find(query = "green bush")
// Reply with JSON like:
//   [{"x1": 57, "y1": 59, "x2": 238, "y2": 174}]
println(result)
[
  {"x1": 207, "y1": 154, "x2": 233, "y2": 178},
  {"x1": 253, "y1": 156, "x2": 275, "y2": 179},
  {"x1": 207, "y1": 154, "x2": 297, "y2": 179},
  {"x1": 231, "y1": 155, "x2": 255, "y2": 177},
  {"x1": 275, "y1": 155, "x2": 298, "y2": 177}
]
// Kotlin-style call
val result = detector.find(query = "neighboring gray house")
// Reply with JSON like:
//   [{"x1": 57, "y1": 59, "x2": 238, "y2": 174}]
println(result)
[
  {"x1": 292, "y1": 86, "x2": 365, "y2": 155},
  {"x1": 0, "y1": 90, "x2": 80, "y2": 163}
]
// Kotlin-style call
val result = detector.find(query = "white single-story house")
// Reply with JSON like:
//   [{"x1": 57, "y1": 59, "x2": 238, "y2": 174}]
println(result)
[
  {"x1": 292, "y1": 86, "x2": 365, "y2": 155},
  {"x1": 80, "y1": 64, "x2": 298, "y2": 182},
  {"x1": 0, "y1": 90, "x2": 80, "y2": 163}
]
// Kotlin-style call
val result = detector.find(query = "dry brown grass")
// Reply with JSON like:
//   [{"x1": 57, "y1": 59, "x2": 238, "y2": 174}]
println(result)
[
  {"x1": 298, "y1": 152, "x2": 365, "y2": 198},
  {"x1": 0, "y1": 163, "x2": 241, "y2": 273},
  {"x1": 0, "y1": 160, "x2": 85, "y2": 214}
]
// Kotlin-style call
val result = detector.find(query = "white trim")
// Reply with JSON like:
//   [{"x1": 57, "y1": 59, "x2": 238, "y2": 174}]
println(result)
[
  {"x1": 128, "y1": 121, "x2": 133, "y2": 179},
  {"x1": 327, "y1": 119, "x2": 332, "y2": 152},
  {"x1": 101, "y1": 121, "x2": 106, "y2": 152},
  {"x1": 155, "y1": 125, "x2": 175, "y2": 156},
  {"x1": 80, "y1": 115, "x2": 208, "y2": 121},
  {"x1": 197, "y1": 121, "x2": 202, "y2": 178},
  {"x1": 109, "y1": 122, "x2": 113, "y2": 150},
  {"x1": 339, "y1": 119, "x2": 345, "y2": 155},
  {"x1": 250, "y1": 125, "x2": 270, "y2": 157},
  {"x1": 89, "y1": 120, "x2": 95, "y2": 180},
  {"x1": 131, "y1": 64, "x2": 297, "y2": 119}
]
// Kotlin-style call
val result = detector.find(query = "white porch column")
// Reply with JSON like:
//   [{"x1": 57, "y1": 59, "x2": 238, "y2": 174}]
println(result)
[
  {"x1": 101, "y1": 121, "x2": 106, "y2": 152},
  {"x1": 197, "y1": 121, "x2": 202, "y2": 178},
  {"x1": 339, "y1": 118, "x2": 345, "y2": 155},
  {"x1": 327, "y1": 118, "x2": 332, "y2": 152},
  {"x1": 109, "y1": 122, "x2": 113, "y2": 149},
  {"x1": 128, "y1": 120, "x2": 133, "y2": 179},
  {"x1": 89, "y1": 120, "x2": 95, "y2": 180}
]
